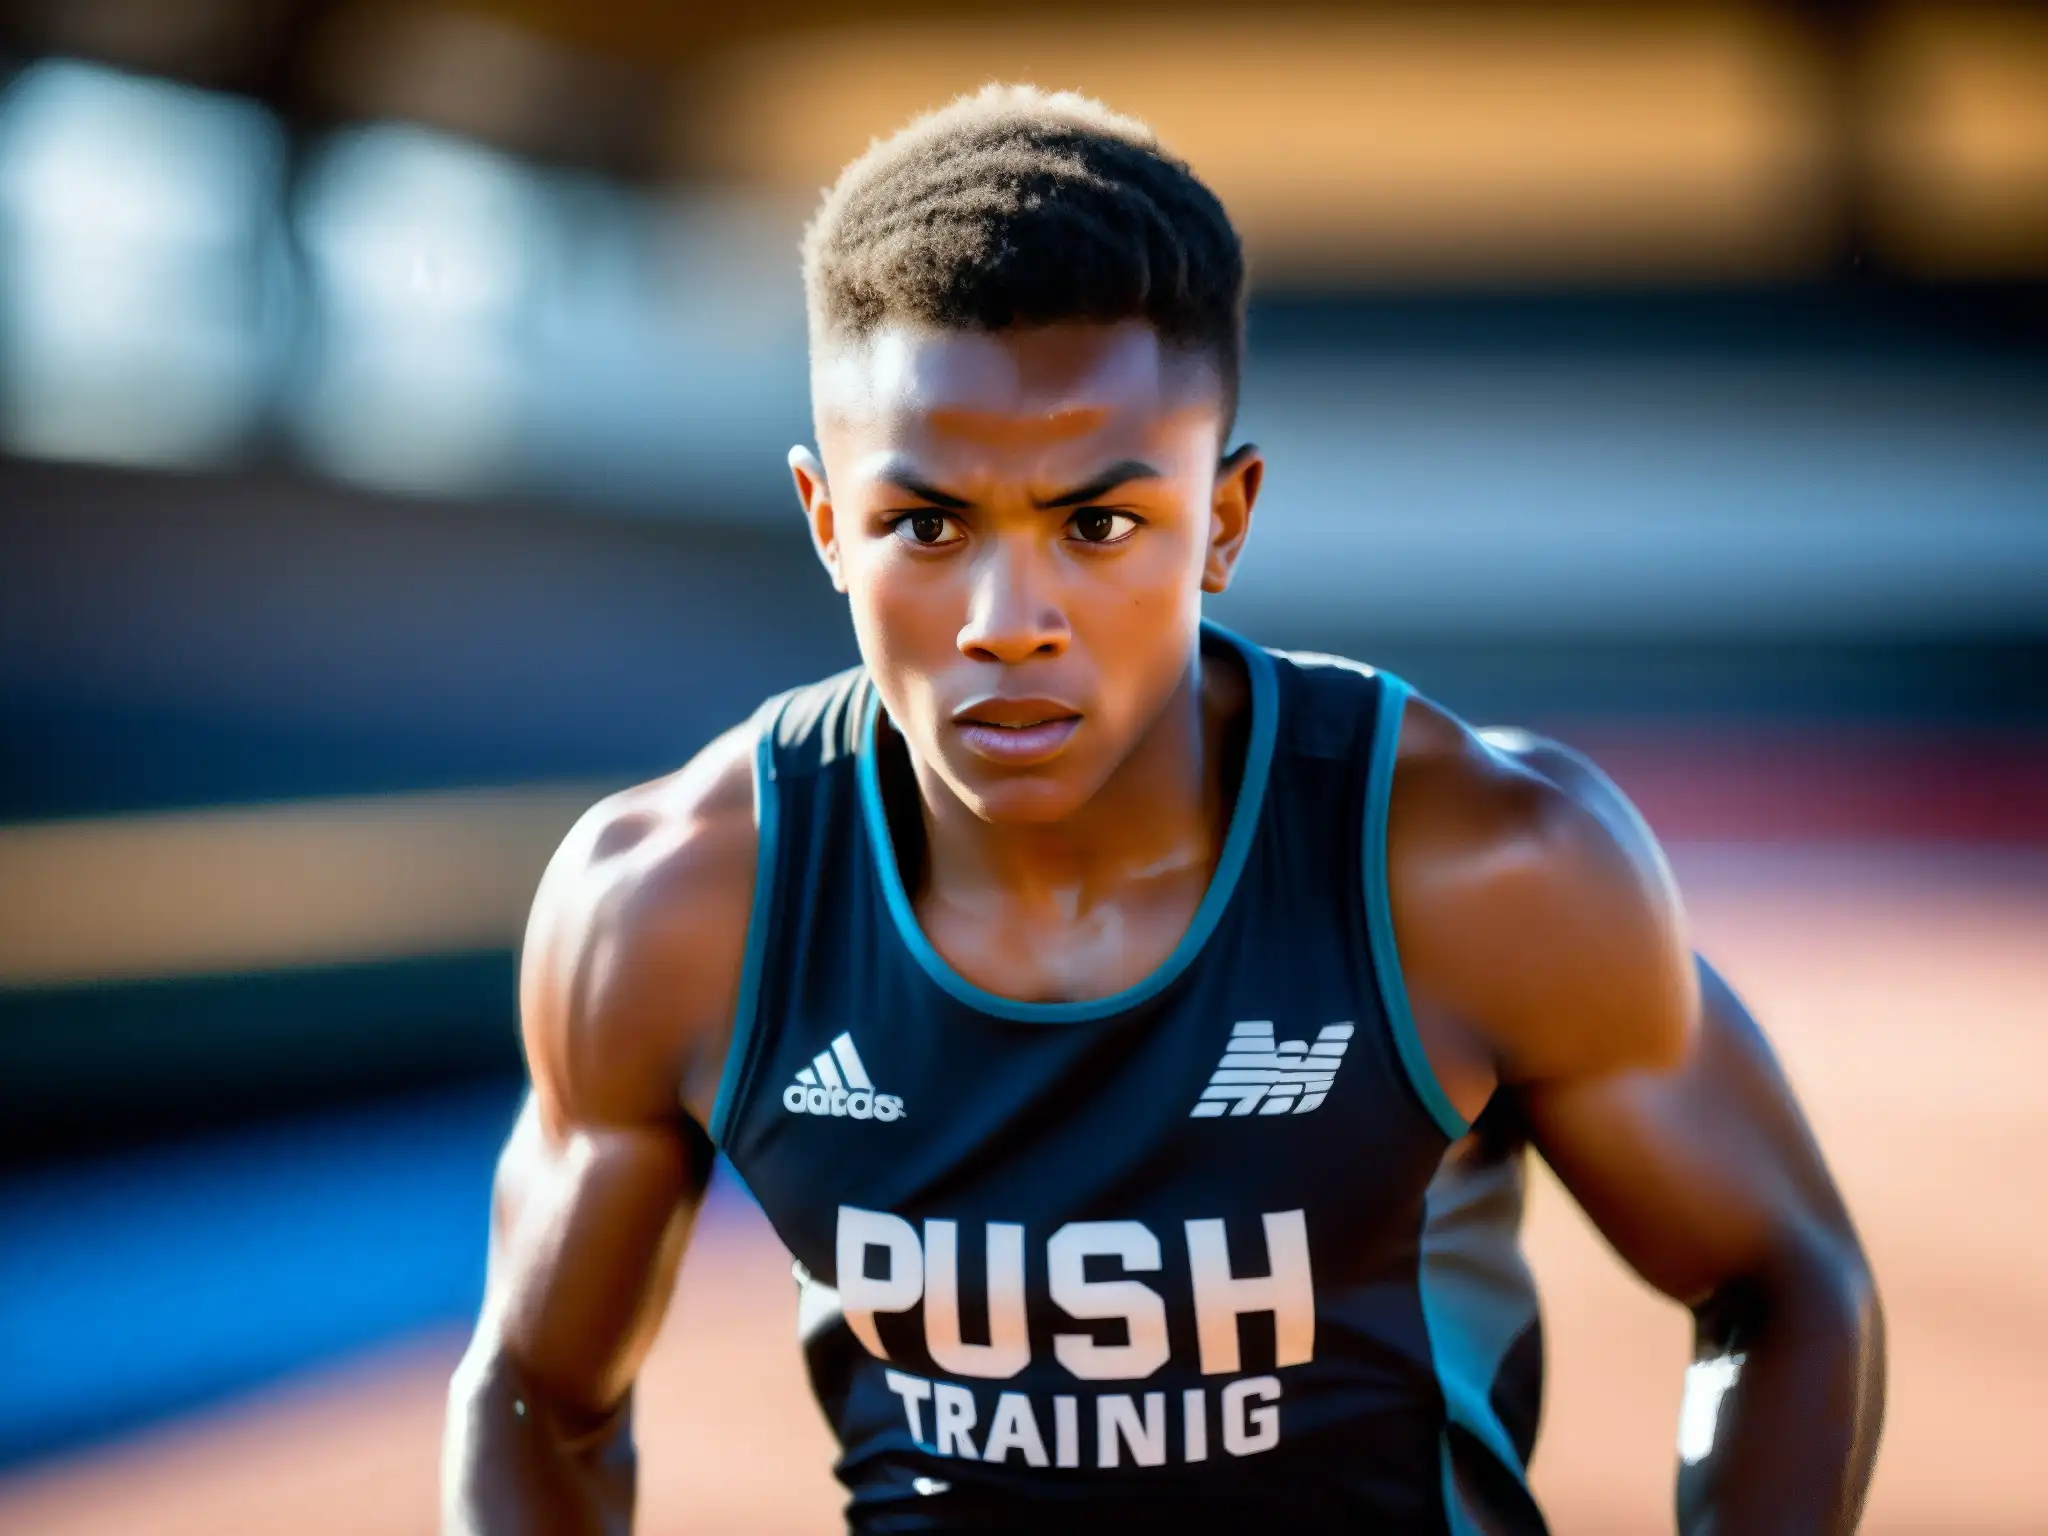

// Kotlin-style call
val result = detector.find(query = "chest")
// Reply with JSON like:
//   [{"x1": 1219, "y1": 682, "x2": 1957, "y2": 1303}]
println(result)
[
  {"x1": 910, "y1": 864, "x2": 1213, "y2": 1007},
  {"x1": 734, "y1": 878, "x2": 1442, "y2": 1282}
]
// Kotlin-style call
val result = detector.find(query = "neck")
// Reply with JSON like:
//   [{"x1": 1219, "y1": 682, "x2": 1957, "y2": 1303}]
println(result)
[{"x1": 903, "y1": 644, "x2": 1246, "y2": 920}]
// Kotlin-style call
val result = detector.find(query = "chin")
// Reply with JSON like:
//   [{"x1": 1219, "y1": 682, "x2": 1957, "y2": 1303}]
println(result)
[{"x1": 948, "y1": 766, "x2": 1098, "y2": 827}]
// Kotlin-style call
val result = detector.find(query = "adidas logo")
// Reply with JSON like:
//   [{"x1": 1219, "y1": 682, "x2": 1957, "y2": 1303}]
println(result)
[
  {"x1": 782, "y1": 1032, "x2": 905, "y2": 1122},
  {"x1": 1190, "y1": 1020, "x2": 1354, "y2": 1118}
]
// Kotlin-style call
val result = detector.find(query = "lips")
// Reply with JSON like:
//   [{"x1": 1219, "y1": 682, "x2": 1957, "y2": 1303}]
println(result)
[{"x1": 951, "y1": 696, "x2": 1083, "y2": 767}]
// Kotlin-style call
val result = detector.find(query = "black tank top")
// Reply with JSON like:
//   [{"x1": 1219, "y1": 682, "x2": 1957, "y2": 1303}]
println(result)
[{"x1": 709, "y1": 623, "x2": 1546, "y2": 1534}]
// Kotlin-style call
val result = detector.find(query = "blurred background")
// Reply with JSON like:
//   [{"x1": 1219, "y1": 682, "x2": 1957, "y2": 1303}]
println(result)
[{"x1": 0, "y1": 1, "x2": 2043, "y2": 1530}]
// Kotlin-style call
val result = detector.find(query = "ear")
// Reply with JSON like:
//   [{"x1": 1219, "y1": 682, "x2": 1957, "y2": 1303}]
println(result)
[
  {"x1": 788, "y1": 445, "x2": 845, "y2": 594},
  {"x1": 1201, "y1": 443, "x2": 1263, "y2": 595}
]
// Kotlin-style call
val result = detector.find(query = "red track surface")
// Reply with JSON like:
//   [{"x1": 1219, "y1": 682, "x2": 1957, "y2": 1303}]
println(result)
[
  {"x1": 1554, "y1": 726, "x2": 2048, "y2": 845},
  {"x1": 2, "y1": 845, "x2": 2043, "y2": 1534}
]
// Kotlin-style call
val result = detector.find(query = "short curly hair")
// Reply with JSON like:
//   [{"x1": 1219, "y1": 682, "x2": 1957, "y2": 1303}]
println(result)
[{"x1": 802, "y1": 84, "x2": 1247, "y2": 426}]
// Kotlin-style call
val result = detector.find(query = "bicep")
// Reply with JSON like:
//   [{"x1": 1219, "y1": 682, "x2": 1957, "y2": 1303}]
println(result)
[
  {"x1": 479, "y1": 733, "x2": 754, "y2": 1409},
  {"x1": 485, "y1": 1092, "x2": 711, "y2": 1414},
  {"x1": 1521, "y1": 957, "x2": 1856, "y2": 1307}
]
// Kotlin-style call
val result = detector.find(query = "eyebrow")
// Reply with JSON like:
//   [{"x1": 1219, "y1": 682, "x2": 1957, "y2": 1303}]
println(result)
[
  {"x1": 879, "y1": 471, "x2": 973, "y2": 511},
  {"x1": 877, "y1": 458, "x2": 1164, "y2": 513},
  {"x1": 1035, "y1": 460, "x2": 1163, "y2": 509}
]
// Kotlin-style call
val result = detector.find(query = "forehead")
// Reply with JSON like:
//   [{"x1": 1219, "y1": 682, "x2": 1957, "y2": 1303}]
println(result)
[{"x1": 812, "y1": 321, "x2": 1223, "y2": 452}]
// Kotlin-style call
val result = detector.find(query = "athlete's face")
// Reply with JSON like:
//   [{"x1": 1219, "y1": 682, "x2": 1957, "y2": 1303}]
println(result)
[{"x1": 793, "y1": 321, "x2": 1260, "y2": 824}]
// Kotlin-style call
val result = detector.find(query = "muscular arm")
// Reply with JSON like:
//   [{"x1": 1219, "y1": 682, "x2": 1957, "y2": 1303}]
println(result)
[
  {"x1": 441, "y1": 726, "x2": 758, "y2": 1536},
  {"x1": 1527, "y1": 955, "x2": 1885, "y2": 1534},
  {"x1": 1491, "y1": 732, "x2": 1885, "y2": 1535},
  {"x1": 1390, "y1": 701, "x2": 1881, "y2": 1531}
]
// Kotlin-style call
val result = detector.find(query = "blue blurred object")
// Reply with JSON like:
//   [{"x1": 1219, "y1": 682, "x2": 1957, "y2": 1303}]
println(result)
[
  {"x1": 0, "y1": 1078, "x2": 768, "y2": 1467},
  {"x1": 0, "y1": 60, "x2": 289, "y2": 469},
  {"x1": 289, "y1": 124, "x2": 549, "y2": 497},
  {"x1": 0, "y1": 1080, "x2": 520, "y2": 1464}
]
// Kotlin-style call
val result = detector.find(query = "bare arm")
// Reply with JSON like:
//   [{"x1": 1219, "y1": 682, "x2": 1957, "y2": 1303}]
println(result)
[
  {"x1": 1529, "y1": 955, "x2": 1884, "y2": 1534},
  {"x1": 1389, "y1": 697, "x2": 1700, "y2": 1125},
  {"x1": 1390, "y1": 702, "x2": 1881, "y2": 1529},
  {"x1": 1490, "y1": 731, "x2": 1885, "y2": 1534},
  {"x1": 442, "y1": 726, "x2": 759, "y2": 1536}
]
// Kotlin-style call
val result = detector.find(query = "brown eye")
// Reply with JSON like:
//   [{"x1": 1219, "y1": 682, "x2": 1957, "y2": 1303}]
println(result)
[
  {"x1": 1070, "y1": 509, "x2": 1139, "y2": 545},
  {"x1": 891, "y1": 511, "x2": 963, "y2": 548}
]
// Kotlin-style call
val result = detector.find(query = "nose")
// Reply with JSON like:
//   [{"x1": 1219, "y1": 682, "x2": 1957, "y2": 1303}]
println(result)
[{"x1": 956, "y1": 537, "x2": 1069, "y2": 665}]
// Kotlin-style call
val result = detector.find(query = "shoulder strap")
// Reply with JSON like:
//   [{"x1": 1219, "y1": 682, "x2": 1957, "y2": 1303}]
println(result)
[
  {"x1": 1265, "y1": 648, "x2": 1469, "y2": 1140},
  {"x1": 766, "y1": 664, "x2": 869, "y2": 781},
  {"x1": 706, "y1": 687, "x2": 796, "y2": 1147},
  {"x1": 706, "y1": 666, "x2": 869, "y2": 1146},
  {"x1": 1355, "y1": 669, "x2": 1471, "y2": 1141}
]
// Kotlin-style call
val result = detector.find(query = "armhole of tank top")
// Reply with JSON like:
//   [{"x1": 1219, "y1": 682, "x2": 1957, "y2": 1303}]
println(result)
[
  {"x1": 707, "y1": 695, "x2": 787, "y2": 1149},
  {"x1": 1361, "y1": 673, "x2": 1472, "y2": 1143}
]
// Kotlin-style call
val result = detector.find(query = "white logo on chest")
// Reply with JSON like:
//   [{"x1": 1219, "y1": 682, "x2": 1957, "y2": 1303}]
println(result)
[
  {"x1": 784, "y1": 1031, "x2": 905, "y2": 1121},
  {"x1": 1190, "y1": 1020, "x2": 1354, "y2": 1117}
]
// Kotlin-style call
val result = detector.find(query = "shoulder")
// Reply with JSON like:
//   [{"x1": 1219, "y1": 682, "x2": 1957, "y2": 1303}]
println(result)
[
  {"x1": 1384, "y1": 693, "x2": 1697, "y2": 1083},
  {"x1": 520, "y1": 717, "x2": 763, "y2": 1134}
]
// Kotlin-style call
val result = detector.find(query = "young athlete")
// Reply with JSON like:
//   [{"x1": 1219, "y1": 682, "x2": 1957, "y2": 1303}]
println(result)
[{"x1": 442, "y1": 87, "x2": 1884, "y2": 1533}]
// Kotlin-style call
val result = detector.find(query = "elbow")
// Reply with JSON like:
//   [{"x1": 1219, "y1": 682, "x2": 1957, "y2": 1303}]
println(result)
[
  {"x1": 446, "y1": 1324, "x2": 519, "y2": 1451},
  {"x1": 451, "y1": 1318, "x2": 634, "y2": 1449},
  {"x1": 1723, "y1": 1219, "x2": 1886, "y2": 1420},
  {"x1": 1772, "y1": 1222, "x2": 1889, "y2": 1496},
  {"x1": 1780, "y1": 1221, "x2": 1883, "y2": 1355},
  {"x1": 1819, "y1": 1230, "x2": 1886, "y2": 1426},
  {"x1": 1699, "y1": 1219, "x2": 1883, "y2": 1360},
  {"x1": 444, "y1": 1328, "x2": 636, "y2": 1536},
  {"x1": 447, "y1": 1323, "x2": 561, "y2": 1444}
]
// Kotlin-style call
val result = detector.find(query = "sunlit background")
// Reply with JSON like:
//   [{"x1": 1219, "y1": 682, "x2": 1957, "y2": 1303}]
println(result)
[{"x1": 1, "y1": 2, "x2": 2044, "y2": 1531}]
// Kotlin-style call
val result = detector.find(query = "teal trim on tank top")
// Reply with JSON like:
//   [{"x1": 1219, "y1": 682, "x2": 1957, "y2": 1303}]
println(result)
[
  {"x1": 1361, "y1": 674, "x2": 1472, "y2": 1142},
  {"x1": 708, "y1": 697, "x2": 785, "y2": 1146},
  {"x1": 855, "y1": 621, "x2": 1279, "y2": 1025}
]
